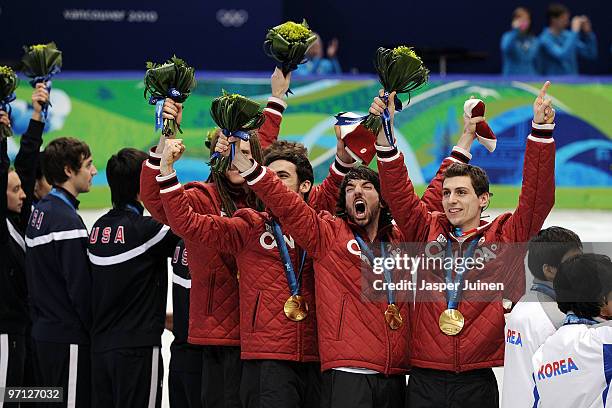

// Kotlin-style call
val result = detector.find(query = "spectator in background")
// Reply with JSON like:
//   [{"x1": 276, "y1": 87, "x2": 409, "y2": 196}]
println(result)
[
  {"x1": 538, "y1": 3, "x2": 597, "y2": 75},
  {"x1": 295, "y1": 33, "x2": 342, "y2": 75},
  {"x1": 501, "y1": 7, "x2": 540, "y2": 75}
]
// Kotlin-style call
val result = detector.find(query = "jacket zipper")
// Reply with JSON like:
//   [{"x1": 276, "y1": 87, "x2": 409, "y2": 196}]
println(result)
[
  {"x1": 454, "y1": 240, "x2": 463, "y2": 372},
  {"x1": 207, "y1": 272, "x2": 216, "y2": 315}
]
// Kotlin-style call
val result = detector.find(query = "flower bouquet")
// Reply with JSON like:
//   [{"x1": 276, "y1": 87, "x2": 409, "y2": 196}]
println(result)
[
  {"x1": 208, "y1": 91, "x2": 265, "y2": 173},
  {"x1": 144, "y1": 55, "x2": 196, "y2": 136},
  {"x1": 263, "y1": 19, "x2": 317, "y2": 91},
  {"x1": 20, "y1": 42, "x2": 62, "y2": 120},
  {"x1": 362, "y1": 46, "x2": 429, "y2": 144},
  {"x1": 0, "y1": 67, "x2": 19, "y2": 140}
]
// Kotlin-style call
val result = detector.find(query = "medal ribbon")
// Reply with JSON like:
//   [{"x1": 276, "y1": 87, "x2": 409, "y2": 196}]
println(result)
[
  {"x1": 444, "y1": 238, "x2": 479, "y2": 310},
  {"x1": 209, "y1": 129, "x2": 250, "y2": 163},
  {"x1": 271, "y1": 221, "x2": 306, "y2": 296},
  {"x1": 563, "y1": 312, "x2": 598, "y2": 326},
  {"x1": 49, "y1": 188, "x2": 76, "y2": 212},
  {"x1": 334, "y1": 91, "x2": 404, "y2": 147},
  {"x1": 354, "y1": 234, "x2": 395, "y2": 305},
  {"x1": 148, "y1": 88, "x2": 185, "y2": 132},
  {"x1": 531, "y1": 283, "x2": 556, "y2": 300},
  {"x1": 29, "y1": 65, "x2": 61, "y2": 121}
]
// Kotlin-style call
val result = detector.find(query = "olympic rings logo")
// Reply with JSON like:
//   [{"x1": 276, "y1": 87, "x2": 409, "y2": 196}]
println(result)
[{"x1": 216, "y1": 9, "x2": 249, "y2": 27}]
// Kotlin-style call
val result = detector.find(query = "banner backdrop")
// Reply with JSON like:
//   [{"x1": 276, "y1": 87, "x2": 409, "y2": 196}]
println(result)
[{"x1": 6, "y1": 73, "x2": 612, "y2": 208}]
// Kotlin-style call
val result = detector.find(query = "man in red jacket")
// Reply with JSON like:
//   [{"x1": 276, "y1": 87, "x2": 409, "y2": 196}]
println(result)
[
  {"x1": 215, "y1": 113, "x2": 480, "y2": 408},
  {"x1": 157, "y1": 130, "x2": 357, "y2": 407},
  {"x1": 140, "y1": 68, "x2": 291, "y2": 407},
  {"x1": 370, "y1": 83, "x2": 556, "y2": 408}
]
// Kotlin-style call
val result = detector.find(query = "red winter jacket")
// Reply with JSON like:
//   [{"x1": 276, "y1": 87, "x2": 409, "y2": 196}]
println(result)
[
  {"x1": 140, "y1": 98, "x2": 286, "y2": 346},
  {"x1": 377, "y1": 122, "x2": 556, "y2": 372},
  {"x1": 157, "y1": 160, "x2": 350, "y2": 361},
  {"x1": 241, "y1": 148, "x2": 471, "y2": 374}
]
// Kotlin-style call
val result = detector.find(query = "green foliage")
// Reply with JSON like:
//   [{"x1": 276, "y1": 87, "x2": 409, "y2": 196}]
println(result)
[
  {"x1": 363, "y1": 46, "x2": 430, "y2": 134},
  {"x1": 209, "y1": 91, "x2": 265, "y2": 173},
  {"x1": 263, "y1": 19, "x2": 317, "y2": 74},
  {"x1": 143, "y1": 55, "x2": 196, "y2": 135},
  {"x1": 21, "y1": 42, "x2": 63, "y2": 79},
  {"x1": 0, "y1": 66, "x2": 18, "y2": 139}
]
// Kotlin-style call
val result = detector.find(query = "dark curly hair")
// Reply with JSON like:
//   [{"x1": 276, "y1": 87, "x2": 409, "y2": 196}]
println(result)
[
  {"x1": 554, "y1": 253, "x2": 612, "y2": 319},
  {"x1": 336, "y1": 166, "x2": 392, "y2": 227}
]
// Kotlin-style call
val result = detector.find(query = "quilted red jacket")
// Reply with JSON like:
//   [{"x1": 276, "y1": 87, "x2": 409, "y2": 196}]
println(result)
[
  {"x1": 157, "y1": 161, "x2": 349, "y2": 361},
  {"x1": 377, "y1": 122, "x2": 556, "y2": 372},
  {"x1": 140, "y1": 98, "x2": 286, "y2": 346},
  {"x1": 240, "y1": 147, "x2": 471, "y2": 374}
]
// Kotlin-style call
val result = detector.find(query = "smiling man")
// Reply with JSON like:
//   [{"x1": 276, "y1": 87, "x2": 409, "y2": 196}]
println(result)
[
  {"x1": 25, "y1": 137, "x2": 97, "y2": 407},
  {"x1": 373, "y1": 83, "x2": 556, "y2": 408}
]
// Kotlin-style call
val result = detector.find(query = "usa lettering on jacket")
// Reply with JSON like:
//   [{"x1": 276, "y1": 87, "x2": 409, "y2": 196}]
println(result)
[
  {"x1": 537, "y1": 357, "x2": 579, "y2": 380},
  {"x1": 172, "y1": 245, "x2": 188, "y2": 266},
  {"x1": 506, "y1": 328, "x2": 523, "y2": 347},
  {"x1": 89, "y1": 226, "x2": 126, "y2": 244}
]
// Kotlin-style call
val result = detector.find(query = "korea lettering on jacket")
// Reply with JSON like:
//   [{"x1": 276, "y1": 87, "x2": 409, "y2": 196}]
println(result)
[{"x1": 532, "y1": 322, "x2": 612, "y2": 408}]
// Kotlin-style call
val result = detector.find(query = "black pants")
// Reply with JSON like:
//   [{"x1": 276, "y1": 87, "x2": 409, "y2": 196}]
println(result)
[
  {"x1": 321, "y1": 369, "x2": 405, "y2": 408},
  {"x1": 91, "y1": 346, "x2": 163, "y2": 408},
  {"x1": 406, "y1": 367, "x2": 499, "y2": 408},
  {"x1": 201, "y1": 345, "x2": 242, "y2": 408},
  {"x1": 169, "y1": 344, "x2": 203, "y2": 408},
  {"x1": 34, "y1": 340, "x2": 91, "y2": 408},
  {"x1": 0, "y1": 334, "x2": 26, "y2": 408},
  {"x1": 240, "y1": 360, "x2": 321, "y2": 408}
]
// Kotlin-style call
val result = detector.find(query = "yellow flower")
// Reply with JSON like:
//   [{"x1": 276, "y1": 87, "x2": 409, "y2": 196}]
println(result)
[
  {"x1": 0, "y1": 66, "x2": 15, "y2": 76},
  {"x1": 276, "y1": 21, "x2": 312, "y2": 42},
  {"x1": 30, "y1": 44, "x2": 47, "y2": 51},
  {"x1": 392, "y1": 46, "x2": 420, "y2": 59}
]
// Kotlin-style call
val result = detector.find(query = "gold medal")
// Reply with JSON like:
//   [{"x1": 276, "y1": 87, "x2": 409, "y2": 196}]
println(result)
[
  {"x1": 284, "y1": 295, "x2": 308, "y2": 322},
  {"x1": 438, "y1": 309, "x2": 465, "y2": 336},
  {"x1": 385, "y1": 303, "x2": 403, "y2": 330}
]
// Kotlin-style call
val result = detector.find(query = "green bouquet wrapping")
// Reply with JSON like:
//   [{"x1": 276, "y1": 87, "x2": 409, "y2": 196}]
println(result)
[
  {"x1": 209, "y1": 91, "x2": 266, "y2": 173},
  {"x1": 0, "y1": 66, "x2": 19, "y2": 140},
  {"x1": 362, "y1": 46, "x2": 429, "y2": 140},
  {"x1": 20, "y1": 42, "x2": 62, "y2": 120},
  {"x1": 144, "y1": 56, "x2": 196, "y2": 136},
  {"x1": 263, "y1": 20, "x2": 317, "y2": 76}
]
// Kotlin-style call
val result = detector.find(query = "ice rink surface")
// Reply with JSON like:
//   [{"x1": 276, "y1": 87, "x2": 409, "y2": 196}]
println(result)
[{"x1": 79, "y1": 208, "x2": 612, "y2": 407}]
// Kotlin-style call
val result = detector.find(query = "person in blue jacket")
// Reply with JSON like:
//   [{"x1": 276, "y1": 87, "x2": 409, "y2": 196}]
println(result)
[
  {"x1": 295, "y1": 33, "x2": 342, "y2": 75},
  {"x1": 538, "y1": 3, "x2": 597, "y2": 75},
  {"x1": 501, "y1": 7, "x2": 540, "y2": 75}
]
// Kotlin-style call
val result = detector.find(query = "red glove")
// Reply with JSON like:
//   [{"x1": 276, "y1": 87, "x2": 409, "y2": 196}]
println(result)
[
  {"x1": 464, "y1": 99, "x2": 497, "y2": 152},
  {"x1": 337, "y1": 112, "x2": 377, "y2": 165}
]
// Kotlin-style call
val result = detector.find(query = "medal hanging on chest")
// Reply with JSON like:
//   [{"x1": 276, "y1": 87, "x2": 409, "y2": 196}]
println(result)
[
  {"x1": 438, "y1": 238, "x2": 479, "y2": 336},
  {"x1": 355, "y1": 234, "x2": 403, "y2": 330},
  {"x1": 271, "y1": 221, "x2": 308, "y2": 322}
]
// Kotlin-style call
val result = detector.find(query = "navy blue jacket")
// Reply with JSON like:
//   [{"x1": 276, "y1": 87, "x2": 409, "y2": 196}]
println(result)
[
  {"x1": 25, "y1": 187, "x2": 91, "y2": 344},
  {"x1": 1, "y1": 119, "x2": 45, "y2": 335},
  {"x1": 88, "y1": 203, "x2": 177, "y2": 352}
]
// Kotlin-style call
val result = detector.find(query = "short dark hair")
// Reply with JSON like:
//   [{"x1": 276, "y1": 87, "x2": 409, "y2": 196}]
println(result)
[
  {"x1": 42, "y1": 137, "x2": 91, "y2": 186},
  {"x1": 528, "y1": 227, "x2": 583, "y2": 280},
  {"x1": 336, "y1": 166, "x2": 392, "y2": 226},
  {"x1": 443, "y1": 163, "x2": 490, "y2": 196},
  {"x1": 106, "y1": 148, "x2": 148, "y2": 207},
  {"x1": 548, "y1": 3, "x2": 569, "y2": 23},
  {"x1": 555, "y1": 254, "x2": 612, "y2": 319},
  {"x1": 263, "y1": 141, "x2": 314, "y2": 188}
]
